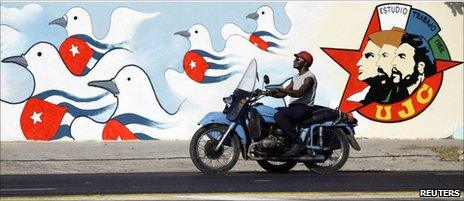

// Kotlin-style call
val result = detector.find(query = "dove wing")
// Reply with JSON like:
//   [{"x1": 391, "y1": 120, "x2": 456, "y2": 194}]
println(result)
[
  {"x1": 101, "y1": 7, "x2": 159, "y2": 45},
  {"x1": 221, "y1": 23, "x2": 249, "y2": 41}
]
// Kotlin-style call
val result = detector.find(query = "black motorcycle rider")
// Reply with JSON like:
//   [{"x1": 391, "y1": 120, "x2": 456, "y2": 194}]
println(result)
[{"x1": 270, "y1": 51, "x2": 317, "y2": 156}]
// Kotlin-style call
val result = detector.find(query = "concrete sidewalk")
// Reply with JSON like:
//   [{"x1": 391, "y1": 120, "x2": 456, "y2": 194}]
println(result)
[{"x1": 1, "y1": 139, "x2": 463, "y2": 174}]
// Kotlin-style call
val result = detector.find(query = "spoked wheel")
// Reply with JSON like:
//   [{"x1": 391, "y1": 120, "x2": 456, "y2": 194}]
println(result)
[
  {"x1": 257, "y1": 160, "x2": 297, "y2": 173},
  {"x1": 304, "y1": 128, "x2": 349, "y2": 174},
  {"x1": 189, "y1": 124, "x2": 240, "y2": 174}
]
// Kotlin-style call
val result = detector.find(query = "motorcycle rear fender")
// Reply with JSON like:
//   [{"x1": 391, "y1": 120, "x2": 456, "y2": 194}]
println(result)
[{"x1": 337, "y1": 125, "x2": 361, "y2": 151}]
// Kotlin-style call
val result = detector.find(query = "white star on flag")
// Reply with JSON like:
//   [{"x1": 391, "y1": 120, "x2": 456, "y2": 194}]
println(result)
[
  {"x1": 69, "y1": 44, "x2": 80, "y2": 57},
  {"x1": 30, "y1": 111, "x2": 43, "y2": 125},
  {"x1": 189, "y1": 60, "x2": 197, "y2": 70}
]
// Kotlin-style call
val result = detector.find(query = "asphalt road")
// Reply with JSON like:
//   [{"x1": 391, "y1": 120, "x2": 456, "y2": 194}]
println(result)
[{"x1": 1, "y1": 171, "x2": 463, "y2": 196}]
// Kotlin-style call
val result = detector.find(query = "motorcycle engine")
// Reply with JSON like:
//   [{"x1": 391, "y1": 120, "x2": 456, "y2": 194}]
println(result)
[{"x1": 258, "y1": 127, "x2": 286, "y2": 149}]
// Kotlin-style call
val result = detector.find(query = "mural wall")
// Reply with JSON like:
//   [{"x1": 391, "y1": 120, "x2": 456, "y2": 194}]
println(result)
[{"x1": 1, "y1": 1, "x2": 462, "y2": 141}]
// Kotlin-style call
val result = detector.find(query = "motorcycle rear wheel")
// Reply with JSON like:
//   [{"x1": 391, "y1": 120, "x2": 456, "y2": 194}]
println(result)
[
  {"x1": 189, "y1": 124, "x2": 240, "y2": 174},
  {"x1": 303, "y1": 128, "x2": 349, "y2": 174},
  {"x1": 257, "y1": 160, "x2": 297, "y2": 173}
]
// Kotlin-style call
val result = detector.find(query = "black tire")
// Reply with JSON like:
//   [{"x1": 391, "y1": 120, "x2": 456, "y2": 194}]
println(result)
[
  {"x1": 189, "y1": 124, "x2": 241, "y2": 174},
  {"x1": 304, "y1": 128, "x2": 349, "y2": 174},
  {"x1": 257, "y1": 160, "x2": 297, "y2": 173}
]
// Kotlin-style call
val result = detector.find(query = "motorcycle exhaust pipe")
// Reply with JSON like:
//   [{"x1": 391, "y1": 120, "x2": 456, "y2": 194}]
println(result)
[{"x1": 249, "y1": 155, "x2": 326, "y2": 162}]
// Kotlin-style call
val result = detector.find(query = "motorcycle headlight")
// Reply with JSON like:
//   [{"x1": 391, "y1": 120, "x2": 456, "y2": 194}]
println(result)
[{"x1": 223, "y1": 95, "x2": 233, "y2": 106}]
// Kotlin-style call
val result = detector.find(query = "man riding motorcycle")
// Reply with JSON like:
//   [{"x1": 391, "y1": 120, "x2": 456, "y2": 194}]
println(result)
[
  {"x1": 269, "y1": 51, "x2": 317, "y2": 156},
  {"x1": 189, "y1": 58, "x2": 360, "y2": 174}
]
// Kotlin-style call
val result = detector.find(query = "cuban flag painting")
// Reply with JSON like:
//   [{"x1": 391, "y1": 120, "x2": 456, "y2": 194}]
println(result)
[
  {"x1": 182, "y1": 49, "x2": 237, "y2": 83},
  {"x1": 248, "y1": 31, "x2": 283, "y2": 52},
  {"x1": 20, "y1": 98, "x2": 68, "y2": 140},
  {"x1": 101, "y1": 119, "x2": 137, "y2": 141},
  {"x1": 21, "y1": 89, "x2": 114, "y2": 141},
  {"x1": 59, "y1": 34, "x2": 122, "y2": 76},
  {"x1": 101, "y1": 114, "x2": 172, "y2": 141}
]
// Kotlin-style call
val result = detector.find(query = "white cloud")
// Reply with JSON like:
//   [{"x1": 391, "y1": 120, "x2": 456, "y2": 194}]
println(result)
[
  {"x1": 1, "y1": 25, "x2": 22, "y2": 54},
  {"x1": 1, "y1": 4, "x2": 43, "y2": 26}
]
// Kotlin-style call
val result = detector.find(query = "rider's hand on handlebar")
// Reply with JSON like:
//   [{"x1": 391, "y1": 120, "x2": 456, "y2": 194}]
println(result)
[
  {"x1": 270, "y1": 88, "x2": 281, "y2": 94},
  {"x1": 254, "y1": 89, "x2": 263, "y2": 96}
]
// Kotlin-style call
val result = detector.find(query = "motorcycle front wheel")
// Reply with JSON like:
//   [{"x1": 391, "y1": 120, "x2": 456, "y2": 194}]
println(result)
[
  {"x1": 303, "y1": 128, "x2": 350, "y2": 174},
  {"x1": 189, "y1": 124, "x2": 241, "y2": 174}
]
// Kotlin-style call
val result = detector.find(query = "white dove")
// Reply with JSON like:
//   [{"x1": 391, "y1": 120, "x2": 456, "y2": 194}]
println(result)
[
  {"x1": 50, "y1": 7, "x2": 159, "y2": 48},
  {"x1": 166, "y1": 24, "x2": 242, "y2": 111},
  {"x1": 173, "y1": 24, "x2": 240, "y2": 79},
  {"x1": 249, "y1": 5, "x2": 287, "y2": 39},
  {"x1": 174, "y1": 24, "x2": 235, "y2": 64},
  {"x1": 1, "y1": 42, "x2": 116, "y2": 123},
  {"x1": 49, "y1": 7, "x2": 155, "y2": 76},
  {"x1": 71, "y1": 65, "x2": 187, "y2": 141},
  {"x1": 222, "y1": 5, "x2": 287, "y2": 53}
]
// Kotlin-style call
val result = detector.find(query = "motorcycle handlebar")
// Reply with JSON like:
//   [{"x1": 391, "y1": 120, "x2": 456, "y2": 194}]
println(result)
[{"x1": 252, "y1": 89, "x2": 271, "y2": 97}]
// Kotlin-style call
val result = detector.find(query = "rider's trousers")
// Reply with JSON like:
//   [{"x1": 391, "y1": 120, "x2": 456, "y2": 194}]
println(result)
[{"x1": 274, "y1": 103, "x2": 313, "y2": 141}]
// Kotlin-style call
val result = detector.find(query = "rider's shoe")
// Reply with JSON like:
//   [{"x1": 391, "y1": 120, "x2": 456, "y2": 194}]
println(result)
[{"x1": 283, "y1": 139, "x2": 305, "y2": 156}]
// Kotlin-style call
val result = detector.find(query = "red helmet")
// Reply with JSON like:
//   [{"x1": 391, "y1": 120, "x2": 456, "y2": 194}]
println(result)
[{"x1": 294, "y1": 51, "x2": 313, "y2": 67}]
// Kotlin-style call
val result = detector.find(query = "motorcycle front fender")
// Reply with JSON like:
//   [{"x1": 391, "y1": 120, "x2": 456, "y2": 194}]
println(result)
[{"x1": 198, "y1": 112, "x2": 247, "y2": 142}]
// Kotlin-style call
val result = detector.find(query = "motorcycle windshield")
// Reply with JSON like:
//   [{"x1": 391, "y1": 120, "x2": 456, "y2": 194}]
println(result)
[{"x1": 236, "y1": 59, "x2": 258, "y2": 92}]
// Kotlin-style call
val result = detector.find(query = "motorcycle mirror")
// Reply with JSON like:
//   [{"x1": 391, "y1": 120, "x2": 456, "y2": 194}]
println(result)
[{"x1": 263, "y1": 75, "x2": 270, "y2": 85}]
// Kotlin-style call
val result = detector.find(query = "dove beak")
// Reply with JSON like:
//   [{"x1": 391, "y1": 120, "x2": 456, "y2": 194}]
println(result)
[
  {"x1": 88, "y1": 79, "x2": 120, "y2": 96},
  {"x1": 2, "y1": 55, "x2": 28, "y2": 68},
  {"x1": 246, "y1": 12, "x2": 259, "y2": 20},
  {"x1": 49, "y1": 16, "x2": 68, "y2": 28},
  {"x1": 174, "y1": 31, "x2": 191, "y2": 38}
]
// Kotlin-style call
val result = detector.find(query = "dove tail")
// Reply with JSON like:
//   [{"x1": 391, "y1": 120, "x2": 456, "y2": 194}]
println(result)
[
  {"x1": 193, "y1": 49, "x2": 226, "y2": 60},
  {"x1": 110, "y1": 43, "x2": 131, "y2": 51},
  {"x1": 268, "y1": 42, "x2": 282, "y2": 49},
  {"x1": 254, "y1": 31, "x2": 285, "y2": 40},
  {"x1": 208, "y1": 62, "x2": 232, "y2": 70},
  {"x1": 113, "y1": 113, "x2": 173, "y2": 129},
  {"x1": 34, "y1": 90, "x2": 109, "y2": 102},
  {"x1": 59, "y1": 102, "x2": 115, "y2": 119},
  {"x1": 166, "y1": 98, "x2": 187, "y2": 116},
  {"x1": 202, "y1": 71, "x2": 239, "y2": 84}
]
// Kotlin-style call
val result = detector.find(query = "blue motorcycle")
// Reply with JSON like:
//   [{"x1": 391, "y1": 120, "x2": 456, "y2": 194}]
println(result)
[{"x1": 189, "y1": 59, "x2": 361, "y2": 174}]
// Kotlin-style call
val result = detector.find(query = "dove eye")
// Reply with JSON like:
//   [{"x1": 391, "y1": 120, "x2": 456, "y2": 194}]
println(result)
[
  {"x1": 261, "y1": 11, "x2": 265, "y2": 15},
  {"x1": 194, "y1": 30, "x2": 198, "y2": 34},
  {"x1": 127, "y1": 77, "x2": 131, "y2": 81},
  {"x1": 74, "y1": 16, "x2": 78, "y2": 20},
  {"x1": 37, "y1": 52, "x2": 42, "y2": 57}
]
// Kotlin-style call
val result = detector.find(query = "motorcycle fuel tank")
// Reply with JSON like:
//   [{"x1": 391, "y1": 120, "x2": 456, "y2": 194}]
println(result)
[{"x1": 255, "y1": 105, "x2": 277, "y2": 123}]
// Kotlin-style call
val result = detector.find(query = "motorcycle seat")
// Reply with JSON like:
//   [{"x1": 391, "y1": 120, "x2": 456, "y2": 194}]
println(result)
[
  {"x1": 300, "y1": 105, "x2": 339, "y2": 125},
  {"x1": 299, "y1": 105, "x2": 357, "y2": 125}
]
